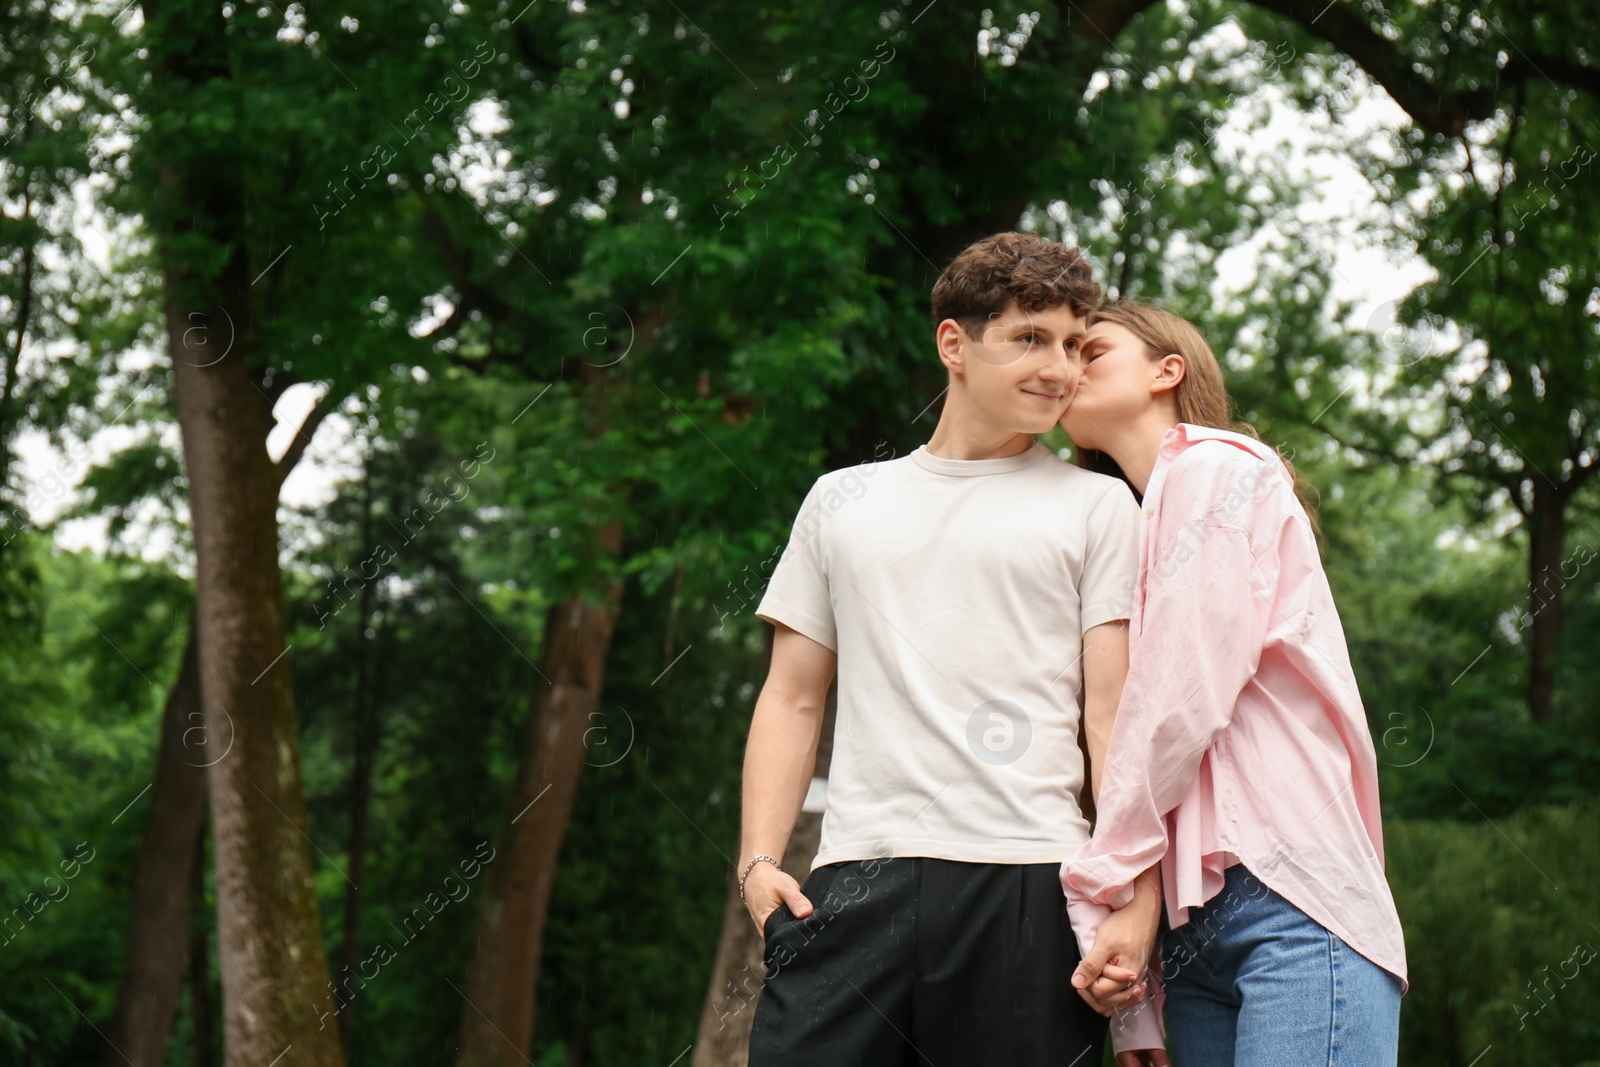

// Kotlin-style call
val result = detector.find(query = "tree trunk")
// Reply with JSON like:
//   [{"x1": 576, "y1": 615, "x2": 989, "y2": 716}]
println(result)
[
  {"x1": 155, "y1": 192, "x2": 347, "y2": 1065},
  {"x1": 166, "y1": 312, "x2": 344, "y2": 1067},
  {"x1": 190, "y1": 810, "x2": 218, "y2": 1067},
  {"x1": 145, "y1": 0, "x2": 346, "y2": 1057},
  {"x1": 1526, "y1": 482, "x2": 1568, "y2": 723},
  {"x1": 454, "y1": 513, "x2": 627, "y2": 1067},
  {"x1": 102, "y1": 617, "x2": 206, "y2": 1067},
  {"x1": 0, "y1": 206, "x2": 33, "y2": 444},
  {"x1": 337, "y1": 473, "x2": 381, "y2": 1057},
  {"x1": 692, "y1": 627, "x2": 837, "y2": 1067}
]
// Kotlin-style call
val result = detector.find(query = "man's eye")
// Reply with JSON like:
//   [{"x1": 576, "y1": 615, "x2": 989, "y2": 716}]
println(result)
[{"x1": 1019, "y1": 333, "x2": 1038, "y2": 344}]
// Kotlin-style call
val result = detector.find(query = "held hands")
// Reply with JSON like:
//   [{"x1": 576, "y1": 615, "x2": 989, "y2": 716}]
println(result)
[
  {"x1": 742, "y1": 860, "x2": 814, "y2": 941},
  {"x1": 1072, "y1": 863, "x2": 1163, "y2": 1014},
  {"x1": 1072, "y1": 891, "x2": 1169, "y2": 1065},
  {"x1": 1071, "y1": 897, "x2": 1159, "y2": 1013}
]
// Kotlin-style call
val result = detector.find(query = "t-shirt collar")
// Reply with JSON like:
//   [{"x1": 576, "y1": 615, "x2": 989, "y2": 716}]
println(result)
[{"x1": 910, "y1": 440, "x2": 1051, "y2": 477}]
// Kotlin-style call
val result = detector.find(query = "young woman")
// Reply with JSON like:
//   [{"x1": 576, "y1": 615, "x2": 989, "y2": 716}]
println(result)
[{"x1": 1057, "y1": 303, "x2": 1407, "y2": 1065}]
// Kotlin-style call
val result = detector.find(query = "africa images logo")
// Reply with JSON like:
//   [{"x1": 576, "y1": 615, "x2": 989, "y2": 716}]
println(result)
[{"x1": 966, "y1": 699, "x2": 1032, "y2": 766}]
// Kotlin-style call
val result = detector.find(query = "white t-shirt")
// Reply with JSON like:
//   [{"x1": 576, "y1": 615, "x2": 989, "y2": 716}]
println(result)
[{"x1": 754, "y1": 439, "x2": 1142, "y2": 869}]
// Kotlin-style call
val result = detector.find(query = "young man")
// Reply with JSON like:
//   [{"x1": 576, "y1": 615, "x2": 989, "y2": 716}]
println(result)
[{"x1": 739, "y1": 231, "x2": 1161, "y2": 1065}]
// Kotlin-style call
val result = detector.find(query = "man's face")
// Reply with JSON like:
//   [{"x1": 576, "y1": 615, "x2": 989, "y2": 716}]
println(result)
[{"x1": 944, "y1": 300, "x2": 1085, "y2": 435}]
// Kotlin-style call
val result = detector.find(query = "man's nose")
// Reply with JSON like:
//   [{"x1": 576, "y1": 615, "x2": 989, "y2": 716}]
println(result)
[{"x1": 1040, "y1": 345, "x2": 1081, "y2": 382}]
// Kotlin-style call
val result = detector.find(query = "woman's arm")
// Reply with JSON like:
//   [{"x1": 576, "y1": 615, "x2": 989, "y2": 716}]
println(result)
[{"x1": 1063, "y1": 446, "x2": 1280, "y2": 911}]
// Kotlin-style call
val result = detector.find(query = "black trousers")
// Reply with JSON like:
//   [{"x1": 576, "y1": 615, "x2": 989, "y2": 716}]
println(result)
[{"x1": 748, "y1": 857, "x2": 1108, "y2": 1067}]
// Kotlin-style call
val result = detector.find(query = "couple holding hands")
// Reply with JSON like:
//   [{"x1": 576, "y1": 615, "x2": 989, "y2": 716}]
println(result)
[{"x1": 738, "y1": 231, "x2": 1405, "y2": 1066}]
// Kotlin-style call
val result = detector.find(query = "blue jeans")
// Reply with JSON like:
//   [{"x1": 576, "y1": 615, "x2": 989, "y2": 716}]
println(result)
[{"x1": 1159, "y1": 863, "x2": 1401, "y2": 1066}]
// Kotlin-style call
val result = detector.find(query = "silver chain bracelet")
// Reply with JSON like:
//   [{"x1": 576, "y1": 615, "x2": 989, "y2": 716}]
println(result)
[{"x1": 739, "y1": 854, "x2": 781, "y2": 905}]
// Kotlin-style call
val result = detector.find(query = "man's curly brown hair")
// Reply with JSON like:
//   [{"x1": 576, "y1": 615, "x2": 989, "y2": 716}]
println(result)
[{"x1": 930, "y1": 231, "x2": 1100, "y2": 339}]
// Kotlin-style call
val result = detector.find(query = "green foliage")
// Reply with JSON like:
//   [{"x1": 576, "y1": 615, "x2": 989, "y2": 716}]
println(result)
[
  {"x1": 1388, "y1": 798, "x2": 1600, "y2": 1065},
  {"x1": 0, "y1": 548, "x2": 185, "y2": 1064}
]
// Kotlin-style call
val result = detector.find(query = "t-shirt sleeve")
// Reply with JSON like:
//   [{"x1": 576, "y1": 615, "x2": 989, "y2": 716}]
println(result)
[
  {"x1": 754, "y1": 478, "x2": 838, "y2": 651},
  {"x1": 1078, "y1": 479, "x2": 1142, "y2": 635}
]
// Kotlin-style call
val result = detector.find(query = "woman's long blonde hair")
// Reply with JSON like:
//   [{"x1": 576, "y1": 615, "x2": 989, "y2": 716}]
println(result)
[{"x1": 1076, "y1": 301, "x2": 1323, "y2": 546}]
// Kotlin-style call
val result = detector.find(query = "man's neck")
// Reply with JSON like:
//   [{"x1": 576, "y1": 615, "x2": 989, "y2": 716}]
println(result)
[{"x1": 924, "y1": 412, "x2": 1036, "y2": 462}]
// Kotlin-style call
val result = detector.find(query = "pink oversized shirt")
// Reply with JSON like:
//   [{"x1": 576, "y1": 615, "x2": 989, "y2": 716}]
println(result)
[{"x1": 1062, "y1": 423, "x2": 1407, "y2": 1051}]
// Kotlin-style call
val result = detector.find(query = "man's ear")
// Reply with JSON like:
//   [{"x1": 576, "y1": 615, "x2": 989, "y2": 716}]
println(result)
[
  {"x1": 935, "y1": 318, "x2": 966, "y2": 375},
  {"x1": 1151, "y1": 353, "x2": 1185, "y2": 396}
]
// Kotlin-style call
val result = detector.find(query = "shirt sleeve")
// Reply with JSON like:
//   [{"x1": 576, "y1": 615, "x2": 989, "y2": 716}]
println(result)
[
  {"x1": 753, "y1": 477, "x2": 838, "y2": 651},
  {"x1": 1079, "y1": 479, "x2": 1142, "y2": 634},
  {"x1": 1062, "y1": 447, "x2": 1280, "y2": 912},
  {"x1": 1108, "y1": 973, "x2": 1168, "y2": 1054}
]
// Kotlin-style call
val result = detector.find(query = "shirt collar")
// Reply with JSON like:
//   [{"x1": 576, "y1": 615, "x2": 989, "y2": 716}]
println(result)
[{"x1": 1159, "y1": 422, "x2": 1278, "y2": 463}]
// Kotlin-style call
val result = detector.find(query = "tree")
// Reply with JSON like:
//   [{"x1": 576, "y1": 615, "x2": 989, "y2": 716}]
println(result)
[
  {"x1": 123, "y1": 0, "x2": 439, "y2": 1058},
  {"x1": 1399, "y1": 72, "x2": 1600, "y2": 723},
  {"x1": 101, "y1": 621, "x2": 204, "y2": 1067},
  {"x1": 1245, "y1": 0, "x2": 1600, "y2": 723}
]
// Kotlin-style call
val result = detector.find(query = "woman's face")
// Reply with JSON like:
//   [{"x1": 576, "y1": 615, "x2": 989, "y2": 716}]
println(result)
[{"x1": 1059, "y1": 320, "x2": 1154, "y2": 451}]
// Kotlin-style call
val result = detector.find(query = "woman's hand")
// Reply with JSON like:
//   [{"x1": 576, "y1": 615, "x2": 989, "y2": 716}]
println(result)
[{"x1": 1071, "y1": 893, "x2": 1161, "y2": 1015}]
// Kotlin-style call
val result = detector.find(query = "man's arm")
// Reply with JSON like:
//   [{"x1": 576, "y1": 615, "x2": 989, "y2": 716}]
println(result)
[
  {"x1": 739, "y1": 621, "x2": 836, "y2": 937},
  {"x1": 1079, "y1": 618, "x2": 1169, "y2": 1062},
  {"x1": 1081, "y1": 619, "x2": 1129, "y2": 807}
]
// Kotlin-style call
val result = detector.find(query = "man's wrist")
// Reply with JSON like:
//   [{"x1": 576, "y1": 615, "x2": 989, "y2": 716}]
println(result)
[
  {"x1": 738, "y1": 854, "x2": 782, "y2": 905},
  {"x1": 738, "y1": 850, "x2": 783, "y2": 874}
]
